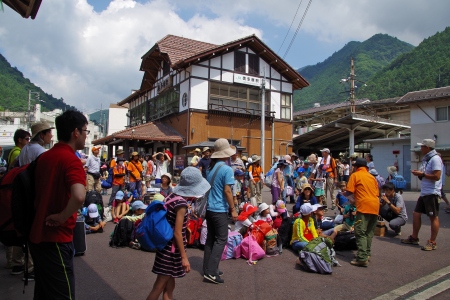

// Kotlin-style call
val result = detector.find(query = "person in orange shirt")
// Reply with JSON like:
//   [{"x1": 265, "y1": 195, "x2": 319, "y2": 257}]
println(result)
[
  {"x1": 248, "y1": 154, "x2": 264, "y2": 205},
  {"x1": 108, "y1": 157, "x2": 127, "y2": 206},
  {"x1": 128, "y1": 152, "x2": 144, "y2": 198},
  {"x1": 343, "y1": 157, "x2": 379, "y2": 267}
]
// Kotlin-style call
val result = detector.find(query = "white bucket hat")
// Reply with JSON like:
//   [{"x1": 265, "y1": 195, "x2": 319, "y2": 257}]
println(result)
[
  {"x1": 211, "y1": 138, "x2": 236, "y2": 158},
  {"x1": 258, "y1": 203, "x2": 269, "y2": 212},
  {"x1": 173, "y1": 167, "x2": 211, "y2": 197}
]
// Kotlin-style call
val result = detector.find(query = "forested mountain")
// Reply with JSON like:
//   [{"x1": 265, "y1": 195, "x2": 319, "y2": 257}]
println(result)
[
  {"x1": 358, "y1": 27, "x2": 450, "y2": 100},
  {"x1": 294, "y1": 34, "x2": 414, "y2": 111},
  {"x1": 0, "y1": 53, "x2": 75, "y2": 112}
]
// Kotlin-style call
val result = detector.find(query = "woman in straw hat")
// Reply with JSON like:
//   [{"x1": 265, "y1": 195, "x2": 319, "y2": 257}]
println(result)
[
  {"x1": 202, "y1": 138, "x2": 237, "y2": 284},
  {"x1": 18, "y1": 121, "x2": 54, "y2": 166},
  {"x1": 148, "y1": 167, "x2": 211, "y2": 300}
]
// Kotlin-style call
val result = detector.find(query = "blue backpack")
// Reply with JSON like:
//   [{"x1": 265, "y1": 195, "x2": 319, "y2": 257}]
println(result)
[
  {"x1": 135, "y1": 196, "x2": 182, "y2": 251},
  {"x1": 101, "y1": 167, "x2": 113, "y2": 189}
]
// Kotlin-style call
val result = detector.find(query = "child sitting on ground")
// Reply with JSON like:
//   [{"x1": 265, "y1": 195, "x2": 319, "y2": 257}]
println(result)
[
  {"x1": 256, "y1": 203, "x2": 273, "y2": 225},
  {"x1": 84, "y1": 203, "x2": 106, "y2": 234},
  {"x1": 112, "y1": 190, "x2": 130, "y2": 224},
  {"x1": 334, "y1": 198, "x2": 356, "y2": 233},
  {"x1": 123, "y1": 200, "x2": 148, "y2": 249},
  {"x1": 234, "y1": 203, "x2": 258, "y2": 236}
]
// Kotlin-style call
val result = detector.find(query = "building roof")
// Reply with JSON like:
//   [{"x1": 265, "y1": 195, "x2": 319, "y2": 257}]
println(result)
[
  {"x1": 138, "y1": 34, "x2": 309, "y2": 93},
  {"x1": 92, "y1": 121, "x2": 184, "y2": 145},
  {"x1": 182, "y1": 141, "x2": 246, "y2": 152},
  {"x1": 397, "y1": 86, "x2": 450, "y2": 104},
  {"x1": 3, "y1": 0, "x2": 42, "y2": 19}
]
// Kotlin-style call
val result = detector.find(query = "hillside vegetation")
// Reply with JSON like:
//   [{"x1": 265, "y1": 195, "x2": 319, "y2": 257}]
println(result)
[{"x1": 0, "y1": 53, "x2": 75, "y2": 112}]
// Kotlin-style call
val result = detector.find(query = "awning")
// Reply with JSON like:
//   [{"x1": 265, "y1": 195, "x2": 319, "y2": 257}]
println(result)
[
  {"x1": 293, "y1": 113, "x2": 410, "y2": 153},
  {"x1": 182, "y1": 141, "x2": 246, "y2": 152},
  {"x1": 93, "y1": 122, "x2": 184, "y2": 145}
]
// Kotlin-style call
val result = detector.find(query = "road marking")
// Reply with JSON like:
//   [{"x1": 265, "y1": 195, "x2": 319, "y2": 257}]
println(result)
[
  {"x1": 408, "y1": 279, "x2": 450, "y2": 300},
  {"x1": 373, "y1": 265, "x2": 450, "y2": 300}
]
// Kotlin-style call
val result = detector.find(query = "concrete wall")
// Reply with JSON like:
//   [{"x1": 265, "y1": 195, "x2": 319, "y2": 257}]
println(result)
[{"x1": 108, "y1": 106, "x2": 127, "y2": 136}]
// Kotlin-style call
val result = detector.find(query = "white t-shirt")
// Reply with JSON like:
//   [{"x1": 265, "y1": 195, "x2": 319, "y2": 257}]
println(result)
[
  {"x1": 155, "y1": 160, "x2": 169, "y2": 179},
  {"x1": 85, "y1": 155, "x2": 101, "y2": 174},
  {"x1": 18, "y1": 142, "x2": 45, "y2": 166}
]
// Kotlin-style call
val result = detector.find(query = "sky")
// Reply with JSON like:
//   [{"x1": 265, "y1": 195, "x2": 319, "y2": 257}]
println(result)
[{"x1": 0, "y1": 0, "x2": 449, "y2": 113}]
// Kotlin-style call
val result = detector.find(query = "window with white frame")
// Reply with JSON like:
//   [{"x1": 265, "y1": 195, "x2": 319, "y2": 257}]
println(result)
[
  {"x1": 280, "y1": 94, "x2": 291, "y2": 120},
  {"x1": 436, "y1": 106, "x2": 449, "y2": 121}
]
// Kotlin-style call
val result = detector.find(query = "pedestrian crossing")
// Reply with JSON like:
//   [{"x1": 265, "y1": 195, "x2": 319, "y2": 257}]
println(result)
[{"x1": 373, "y1": 265, "x2": 450, "y2": 300}]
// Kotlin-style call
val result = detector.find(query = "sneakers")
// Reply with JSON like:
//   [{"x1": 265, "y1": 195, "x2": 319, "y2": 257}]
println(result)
[
  {"x1": 401, "y1": 235, "x2": 419, "y2": 245},
  {"x1": 10, "y1": 265, "x2": 25, "y2": 275},
  {"x1": 203, "y1": 274, "x2": 224, "y2": 284},
  {"x1": 129, "y1": 241, "x2": 141, "y2": 250},
  {"x1": 394, "y1": 228, "x2": 402, "y2": 236},
  {"x1": 113, "y1": 218, "x2": 119, "y2": 224},
  {"x1": 350, "y1": 259, "x2": 368, "y2": 267},
  {"x1": 331, "y1": 205, "x2": 336, "y2": 210},
  {"x1": 421, "y1": 240, "x2": 437, "y2": 251},
  {"x1": 22, "y1": 270, "x2": 35, "y2": 281}
]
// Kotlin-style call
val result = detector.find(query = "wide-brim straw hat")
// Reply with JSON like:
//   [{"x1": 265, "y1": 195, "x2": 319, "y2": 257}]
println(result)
[
  {"x1": 241, "y1": 155, "x2": 248, "y2": 162},
  {"x1": 202, "y1": 147, "x2": 211, "y2": 153},
  {"x1": 30, "y1": 121, "x2": 54, "y2": 140},
  {"x1": 387, "y1": 166, "x2": 397, "y2": 174},
  {"x1": 211, "y1": 138, "x2": 236, "y2": 158},
  {"x1": 190, "y1": 148, "x2": 201, "y2": 154},
  {"x1": 173, "y1": 167, "x2": 211, "y2": 197},
  {"x1": 116, "y1": 149, "x2": 124, "y2": 155},
  {"x1": 307, "y1": 154, "x2": 317, "y2": 164},
  {"x1": 283, "y1": 155, "x2": 292, "y2": 164},
  {"x1": 251, "y1": 154, "x2": 261, "y2": 163},
  {"x1": 131, "y1": 151, "x2": 139, "y2": 157}
]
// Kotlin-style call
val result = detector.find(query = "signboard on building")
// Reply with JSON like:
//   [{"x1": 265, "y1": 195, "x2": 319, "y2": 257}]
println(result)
[
  {"x1": 174, "y1": 155, "x2": 185, "y2": 170},
  {"x1": 233, "y1": 73, "x2": 261, "y2": 87}
]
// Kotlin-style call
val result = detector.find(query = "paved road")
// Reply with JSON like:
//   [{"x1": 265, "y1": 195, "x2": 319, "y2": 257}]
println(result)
[{"x1": 2, "y1": 190, "x2": 450, "y2": 300}]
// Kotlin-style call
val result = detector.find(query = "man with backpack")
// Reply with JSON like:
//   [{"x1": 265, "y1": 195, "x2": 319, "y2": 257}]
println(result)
[
  {"x1": 29, "y1": 110, "x2": 88, "y2": 299},
  {"x1": 319, "y1": 148, "x2": 338, "y2": 210}
]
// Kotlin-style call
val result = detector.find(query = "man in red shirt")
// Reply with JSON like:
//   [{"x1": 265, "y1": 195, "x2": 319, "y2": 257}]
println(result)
[{"x1": 29, "y1": 110, "x2": 88, "y2": 299}]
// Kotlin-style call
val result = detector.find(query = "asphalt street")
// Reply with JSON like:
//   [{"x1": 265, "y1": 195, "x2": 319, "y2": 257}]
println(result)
[{"x1": 1, "y1": 190, "x2": 450, "y2": 300}]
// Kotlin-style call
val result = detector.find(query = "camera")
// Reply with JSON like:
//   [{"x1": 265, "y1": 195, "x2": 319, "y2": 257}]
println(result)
[{"x1": 348, "y1": 206, "x2": 355, "y2": 221}]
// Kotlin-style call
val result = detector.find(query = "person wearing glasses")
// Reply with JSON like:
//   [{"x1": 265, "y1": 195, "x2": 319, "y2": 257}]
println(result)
[
  {"x1": 18, "y1": 121, "x2": 54, "y2": 166},
  {"x1": 6, "y1": 129, "x2": 31, "y2": 171}
]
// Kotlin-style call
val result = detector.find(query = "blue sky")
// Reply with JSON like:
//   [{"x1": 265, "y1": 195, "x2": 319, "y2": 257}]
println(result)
[{"x1": 0, "y1": 0, "x2": 449, "y2": 112}]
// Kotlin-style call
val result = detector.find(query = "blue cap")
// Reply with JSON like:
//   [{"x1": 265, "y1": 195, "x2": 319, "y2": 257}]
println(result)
[
  {"x1": 298, "y1": 167, "x2": 305, "y2": 173},
  {"x1": 131, "y1": 200, "x2": 147, "y2": 211},
  {"x1": 234, "y1": 169, "x2": 245, "y2": 176},
  {"x1": 115, "y1": 190, "x2": 124, "y2": 200}
]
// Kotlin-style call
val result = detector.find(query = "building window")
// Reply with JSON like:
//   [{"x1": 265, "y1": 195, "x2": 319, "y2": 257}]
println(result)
[
  {"x1": 163, "y1": 61, "x2": 170, "y2": 77},
  {"x1": 209, "y1": 82, "x2": 269, "y2": 115},
  {"x1": 436, "y1": 106, "x2": 449, "y2": 121},
  {"x1": 281, "y1": 94, "x2": 291, "y2": 120},
  {"x1": 248, "y1": 53, "x2": 259, "y2": 75},
  {"x1": 234, "y1": 51, "x2": 246, "y2": 73}
]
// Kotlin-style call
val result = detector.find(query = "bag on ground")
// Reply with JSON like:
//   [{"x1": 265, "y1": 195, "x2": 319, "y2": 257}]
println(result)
[
  {"x1": 264, "y1": 228, "x2": 279, "y2": 256},
  {"x1": 234, "y1": 234, "x2": 265, "y2": 263},
  {"x1": 135, "y1": 196, "x2": 181, "y2": 250},
  {"x1": 221, "y1": 231, "x2": 243, "y2": 260},
  {"x1": 248, "y1": 220, "x2": 272, "y2": 247},
  {"x1": 84, "y1": 190, "x2": 105, "y2": 220},
  {"x1": 109, "y1": 218, "x2": 135, "y2": 247},
  {"x1": 333, "y1": 231, "x2": 357, "y2": 251},
  {"x1": 186, "y1": 216, "x2": 202, "y2": 248},
  {"x1": 278, "y1": 217, "x2": 294, "y2": 248},
  {"x1": 299, "y1": 237, "x2": 339, "y2": 274}
]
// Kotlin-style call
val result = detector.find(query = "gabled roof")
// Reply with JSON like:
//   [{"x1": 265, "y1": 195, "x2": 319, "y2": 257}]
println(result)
[
  {"x1": 92, "y1": 121, "x2": 184, "y2": 145},
  {"x1": 3, "y1": 0, "x2": 42, "y2": 19},
  {"x1": 397, "y1": 86, "x2": 450, "y2": 104},
  {"x1": 139, "y1": 34, "x2": 309, "y2": 92}
]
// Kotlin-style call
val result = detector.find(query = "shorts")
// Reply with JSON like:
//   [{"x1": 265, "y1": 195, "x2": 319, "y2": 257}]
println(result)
[
  {"x1": 441, "y1": 189, "x2": 446, "y2": 199},
  {"x1": 414, "y1": 194, "x2": 440, "y2": 217},
  {"x1": 315, "y1": 188, "x2": 325, "y2": 197}
]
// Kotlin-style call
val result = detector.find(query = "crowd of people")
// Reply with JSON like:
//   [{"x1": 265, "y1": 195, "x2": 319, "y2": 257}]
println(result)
[{"x1": 1, "y1": 114, "x2": 449, "y2": 299}]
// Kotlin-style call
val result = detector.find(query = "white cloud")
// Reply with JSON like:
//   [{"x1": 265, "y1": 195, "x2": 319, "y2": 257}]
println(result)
[{"x1": 0, "y1": 0, "x2": 262, "y2": 112}]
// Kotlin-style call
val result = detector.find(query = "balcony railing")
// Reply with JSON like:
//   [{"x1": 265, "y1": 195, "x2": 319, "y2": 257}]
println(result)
[
  {"x1": 208, "y1": 103, "x2": 272, "y2": 118},
  {"x1": 148, "y1": 100, "x2": 179, "y2": 121}
]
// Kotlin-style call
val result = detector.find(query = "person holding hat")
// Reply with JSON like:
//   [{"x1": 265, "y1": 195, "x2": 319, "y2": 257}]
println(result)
[
  {"x1": 84, "y1": 145, "x2": 102, "y2": 192},
  {"x1": 198, "y1": 147, "x2": 212, "y2": 178},
  {"x1": 290, "y1": 203, "x2": 319, "y2": 252},
  {"x1": 152, "y1": 151, "x2": 171, "y2": 185},
  {"x1": 202, "y1": 139, "x2": 237, "y2": 284},
  {"x1": 341, "y1": 157, "x2": 379, "y2": 267},
  {"x1": 190, "y1": 148, "x2": 201, "y2": 167},
  {"x1": 148, "y1": 167, "x2": 211, "y2": 299},
  {"x1": 160, "y1": 173, "x2": 173, "y2": 198},
  {"x1": 402, "y1": 139, "x2": 443, "y2": 251},
  {"x1": 271, "y1": 159, "x2": 287, "y2": 204},
  {"x1": 18, "y1": 121, "x2": 54, "y2": 166},
  {"x1": 127, "y1": 152, "x2": 144, "y2": 198},
  {"x1": 248, "y1": 154, "x2": 264, "y2": 205}
]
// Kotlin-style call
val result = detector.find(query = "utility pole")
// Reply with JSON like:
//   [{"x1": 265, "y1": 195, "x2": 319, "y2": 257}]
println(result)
[
  {"x1": 260, "y1": 69, "x2": 266, "y2": 172},
  {"x1": 28, "y1": 90, "x2": 40, "y2": 129},
  {"x1": 350, "y1": 57, "x2": 355, "y2": 113}
]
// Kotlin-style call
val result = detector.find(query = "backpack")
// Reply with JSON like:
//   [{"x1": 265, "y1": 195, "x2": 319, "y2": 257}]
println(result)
[
  {"x1": 273, "y1": 215, "x2": 283, "y2": 230},
  {"x1": 221, "y1": 231, "x2": 243, "y2": 260},
  {"x1": 84, "y1": 190, "x2": 105, "y2": 220},
  {"x1": 247, "y1": 220, "x2": 272, "y2": 247},
  {"x1": 391, "y1": 175, "x2": 406, "y2": 190},
  {"x1": 102, "y1": 168, "x2": 113, "y2": 189},
  {"x1": 135, "y1": 196, "x2": 182, "y2": 251},
  {"x1": 333, "y1": 231, "x2": 357, "y2": 251},
  {"x1": 263, "y1": 228, "x2": 279, "y2": 256},
  {"x1": 299, "y1": 237, "x2": 339, "y2": 274},
  {"x1": 186, "y1": 216, "x2": 203, "y2": 248},
  {"x1": 264, "y1": 169, "x2": 274, "y2": 188},
  {"x1": 109, "y1": 218, "x2": 135, "y2": 247},
  {"x1": 278, "y1": 217, "x2": 294, "y2": 247},
  {"x1": 234, "y1": 234, "x2": 265, "y2": 264}
]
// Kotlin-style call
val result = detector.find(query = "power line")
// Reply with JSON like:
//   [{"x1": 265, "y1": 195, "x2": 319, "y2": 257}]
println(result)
[
  {"x1": 283, "y1": 0, "x2": 313, "y2": 59},
  {"x1": 277, "y1": 0, "x2": 304, "y2": 54}
]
